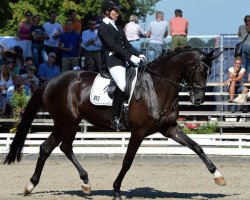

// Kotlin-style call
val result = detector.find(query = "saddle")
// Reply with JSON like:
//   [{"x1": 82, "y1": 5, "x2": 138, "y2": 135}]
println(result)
[
  {"x1": 100, "y1": 66, "x2": 136, "y2": 101},
  {"x1": 90, "y1": 66, "x2": 137, "y2": 106}
]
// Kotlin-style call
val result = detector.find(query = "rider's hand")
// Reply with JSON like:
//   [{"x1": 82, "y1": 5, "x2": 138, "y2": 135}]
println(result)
[
  {"x1": 139, "y1": 54, "x2": 147, "y2": 62},
  {"x1": 130, "y1": 55, "x2": 141, "y2": 66}
]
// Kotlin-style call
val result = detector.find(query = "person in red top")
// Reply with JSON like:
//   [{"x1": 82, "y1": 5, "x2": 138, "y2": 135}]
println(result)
[
  {"x1": 17, "y1": 11, "x2": 33, "y2": 60},
  {"x1": 170, "y1": 9, "x2": 189, "y2": 51},
  {"x1": 63, "y1": 9, "x2": 82, "y2": 34}
]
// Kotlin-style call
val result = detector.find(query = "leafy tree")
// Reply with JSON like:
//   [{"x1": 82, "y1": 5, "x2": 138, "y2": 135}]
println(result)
[
  {"x1": 0, "y1": 0, "x2": 160, "y2": 36},
  {"x1": 206, "y1": 38, "x2": 216, "y2": 48},
  {"x1": 188, "y1": 38, "x2": 206, "y2": 48},
  {"x1": 0, "y1": 0, "x2": 12, "y2": 30}
]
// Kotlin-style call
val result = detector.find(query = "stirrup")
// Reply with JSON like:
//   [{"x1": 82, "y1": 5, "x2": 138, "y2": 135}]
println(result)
[{"x1": 111, "y1": 117, "x2": 126, "y2": 131}]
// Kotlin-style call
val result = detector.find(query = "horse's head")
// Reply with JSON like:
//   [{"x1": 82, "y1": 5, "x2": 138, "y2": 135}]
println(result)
[{"x1": 181, "y1": 49, "x2": 222, "y2": 105}]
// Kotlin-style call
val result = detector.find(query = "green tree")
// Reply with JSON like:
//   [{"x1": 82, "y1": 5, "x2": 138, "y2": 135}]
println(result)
[
  {"x1": 0, "y1": 0, "x2": 12, "y2": 30},
  {"x1": 188, "y1": 38, "x2": 206, "y2": 48},
  {"x1": 0, "y1": 0, "x2": 160, "y2": 36},
  {"x1": 206, "y1": 38, "x2": 216, "y2": 48}
]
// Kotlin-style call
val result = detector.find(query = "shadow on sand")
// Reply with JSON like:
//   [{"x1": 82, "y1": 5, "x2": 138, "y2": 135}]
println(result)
[{"x1": 19, "y1": 187, "x2": 239, "y2": 199}]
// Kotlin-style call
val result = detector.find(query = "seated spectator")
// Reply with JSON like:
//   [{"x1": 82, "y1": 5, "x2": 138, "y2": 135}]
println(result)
[
  {"x1": 227, "y1": 57, "x2": 248, "y2": 103},
  {"x1": 0, "y1": 63, "x2": 13, "y2": 117},
  {"x1": 19, "y1": 56, "x2": 34, "y2": 75},
  {"x1": 20, "y1": 65, "x2": 39, "y2": 92},
  {"x1": 0, "y1": 37, "x2": 18, "y2": 64},
  {"x1": 6, "y1": 57, "x2": 20, "y2": 78},
  {"x1": 0, "y1": 63, "x2": 13, "y2": 96},
  {"x1": 0, "y1": 37, "x2": 24, "y2": 68},
  {"x1": 38, "y1": 52, "x2": 60, "y2": 83}
]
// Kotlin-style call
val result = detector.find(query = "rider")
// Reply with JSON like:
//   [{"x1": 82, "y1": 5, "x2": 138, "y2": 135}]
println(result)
[{"x1": 98, "y1": 0, "x2": 146, "y2": 131}]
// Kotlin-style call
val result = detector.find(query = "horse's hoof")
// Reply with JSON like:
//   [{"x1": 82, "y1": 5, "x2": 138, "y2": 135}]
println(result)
[
  {"x1": 23, "y1": 183, "x2": 35, "y2": 196},
  {"x1": 23, "y1": 187, "x2": 30, "y2": 196},
  {"x1": 23, "y1": 182, "x2": 35, "y2": 196},
  {"x1": 81, "y1": 182, "x2": 91, "y2": 194},
  {"x1": 214, "y1": 177, "x2": 226, "y2": 186}
]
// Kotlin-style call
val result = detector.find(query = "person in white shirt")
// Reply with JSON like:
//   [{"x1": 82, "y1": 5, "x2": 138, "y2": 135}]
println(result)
[
  {"x1": 124, "y1": 15, "x2": 146, "y2": 51},
  {"x1": 227, "y1": 57, "x2": 248, "y2": 103},
  {"x1": 147, "y1": 11, "x2": 168, "y2": 62},
  {"x1": 43, "y1": 11, "x2": 63, "y2": 54}
]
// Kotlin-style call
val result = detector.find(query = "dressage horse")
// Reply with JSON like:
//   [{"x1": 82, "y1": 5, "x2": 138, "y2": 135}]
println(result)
[{"x1": 4, "y1": 48, "x2": 226, "y2": 200}]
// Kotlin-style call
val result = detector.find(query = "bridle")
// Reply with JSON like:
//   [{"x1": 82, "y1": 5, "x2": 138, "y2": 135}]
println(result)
[{"x1": 145, "y1": 54, "x2": 211, "y2": 92}]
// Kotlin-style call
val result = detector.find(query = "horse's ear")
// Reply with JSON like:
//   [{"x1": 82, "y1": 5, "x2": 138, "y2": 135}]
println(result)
[{"x1": 207, "y1": 49, "x2": 223, "y2": 61}]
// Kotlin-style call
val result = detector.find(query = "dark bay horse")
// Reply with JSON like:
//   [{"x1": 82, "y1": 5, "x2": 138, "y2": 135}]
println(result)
[{"x1": 4, "y1": 48, "x2": 226, "y2": 200}]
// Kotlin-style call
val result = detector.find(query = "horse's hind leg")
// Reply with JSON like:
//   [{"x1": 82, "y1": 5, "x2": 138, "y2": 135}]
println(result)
[
  {"x1": 59, "y1": 125, "x2": 91, "y2": 195},
  {"x1": 165, "y1": 126, "x2": 226, "y2": 186},
  {"x1": 24, "y1": 132, "x2": 62, "y2": 195},
  {"x1": 113, "y1": 132, "x2": 144, "y2": 200}
]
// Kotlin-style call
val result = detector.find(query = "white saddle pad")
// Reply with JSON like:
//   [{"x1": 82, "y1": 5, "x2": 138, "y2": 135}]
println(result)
[
  {"x1": 90, "y1": 69, "x2": 138, "y2": 106},
  {"x1": 90, "y1": 74, "x2": 113, "y2": 106}
]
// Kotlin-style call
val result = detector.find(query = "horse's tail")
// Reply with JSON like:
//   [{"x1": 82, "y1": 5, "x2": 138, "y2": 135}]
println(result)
[{"x1": 3, "y1": 81, "x2": 48, "y2": 165}]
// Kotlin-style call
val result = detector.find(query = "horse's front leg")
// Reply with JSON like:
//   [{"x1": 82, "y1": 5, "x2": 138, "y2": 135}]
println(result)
[
  {"x1": 164, "y1": 125, "x2": 226, "y2": 186},
  {"x1": 113, "y1": 131, "x2": 145, "y2": 200}
]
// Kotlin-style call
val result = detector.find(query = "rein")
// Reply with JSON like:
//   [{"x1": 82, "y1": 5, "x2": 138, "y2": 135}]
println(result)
[
  {"x1": 145, "y1": 67, "x2": 189, "y2": 90},
  {"x1": 145, "y1": 56, "x2": 211, "y2": 92}
]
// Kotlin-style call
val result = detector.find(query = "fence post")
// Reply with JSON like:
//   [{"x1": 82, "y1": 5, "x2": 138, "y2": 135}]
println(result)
[
  {"x1": 6, "y1": 134, "x2": 11, "y2": 149},
  {"x1": 239, "y1": 138, "x2": 242, "y2": 149},
  {"x1": 219, "y1": 34, "x2": 224, "y2": 135}
]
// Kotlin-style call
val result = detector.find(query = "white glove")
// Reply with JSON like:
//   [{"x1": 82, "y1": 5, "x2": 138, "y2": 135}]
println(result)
[
  {"x1": 130, "y1": 55, "x2": 141, "y2": 66},
  {"x1": 139, "y1": 54, "x2": 146, "y2": 61}
]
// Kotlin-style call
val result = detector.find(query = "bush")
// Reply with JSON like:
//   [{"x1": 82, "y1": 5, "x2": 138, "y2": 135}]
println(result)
[
  {"x1": 9, "y1": 86, "x2": 30, "y2": 133},
  {"x1": 181, "y1": 121, "x2": 218, "y2": 134}
]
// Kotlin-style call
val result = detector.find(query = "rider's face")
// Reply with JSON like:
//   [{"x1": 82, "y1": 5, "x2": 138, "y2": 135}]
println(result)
[{"x1": 109, "y1": 10, "x2": 119, "y2": 21}]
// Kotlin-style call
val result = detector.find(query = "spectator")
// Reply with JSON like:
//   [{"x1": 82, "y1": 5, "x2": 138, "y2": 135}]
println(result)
[
  {"x1": 59, "y1": 20, "x2": 82, "y2": 72},
  {"x1": 227, "y1": 57, "x2": 248, "y2": 103},
  {"x1": 30, "y1": 14, "x2": 49, "y2": 70},
  {"x1": 0, "y1": 38, "x2": 24, "y2": 67},
  {"x1": 43, "y1": 11, "x2": 63, "y2": 54},
  {"x1": 17, "y1": 10, "x2": 33, "y2": 60},
  {"x1": 20, "y1": 65, "x2": 39, "y2": 92},
  {"x1": 19, "y1": 56, "x2": 34, "y2": 75},
  {"x1": 0, "y1": 63, "x2": 13, "y2": 96},
  {"x1": 147, "y1": 11, "x2": 168, "y2": 62},
  {"x1": 82, "y1": 19, "x2": 102, "y2": 72},
  {"x1": 63, "y1": 9, "x2": 82, "y2": 34},
  {"x1": 6, "y1": 57, "x2": 19, "y2": 78},
  {"x1": 238, "y1": 15, "x2": 250, "y2": 82},
  {"x1": 124, "y1": 14, "x2": 147, "y2": 51},
  {"x1": 170, "y1": 9, "x2": 189, "y2": 51},
  {"x1": 0, "y1": 64, "x2": 13, "y2": 117},
  {"x1": 38, "y1": 52, "x2": 60, "y2": 83}
]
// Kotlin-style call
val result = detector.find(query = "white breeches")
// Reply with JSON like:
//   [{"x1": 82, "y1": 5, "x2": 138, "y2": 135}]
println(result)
[{"x1": 109, "y1": 65, "x2": 126, "y2": 92}]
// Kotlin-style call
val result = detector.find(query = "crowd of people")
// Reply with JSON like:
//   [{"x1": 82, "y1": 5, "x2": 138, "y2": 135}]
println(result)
[{"x1": 0, "y1": 0, "x2": 249, "y2": 123}]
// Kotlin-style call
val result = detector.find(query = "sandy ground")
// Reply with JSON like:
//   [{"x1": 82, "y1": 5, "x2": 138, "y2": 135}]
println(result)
[{"x1": 0, "y1": 154, "x2": 249, "y2": 200}]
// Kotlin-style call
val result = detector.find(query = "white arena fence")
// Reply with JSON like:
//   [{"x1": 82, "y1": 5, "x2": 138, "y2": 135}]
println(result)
[{"x1": 0, "y1": 133, "x2": 249, "y2": 156}]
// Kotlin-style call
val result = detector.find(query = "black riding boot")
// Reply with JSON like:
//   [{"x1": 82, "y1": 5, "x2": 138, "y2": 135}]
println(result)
[{"x1": 111, "y1": 87, "x2": 126, "y2": 131}]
